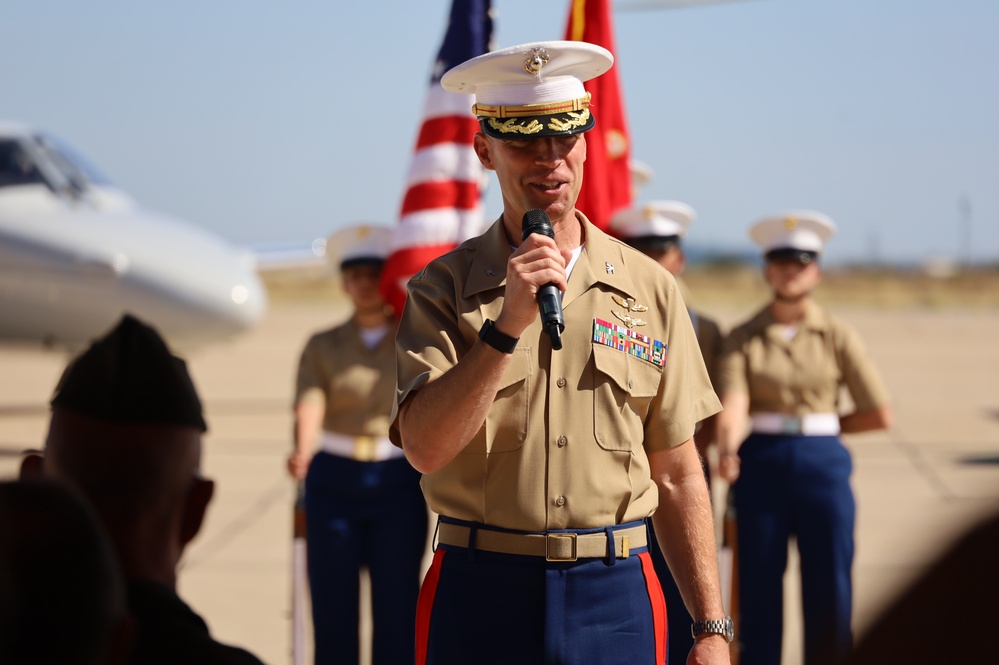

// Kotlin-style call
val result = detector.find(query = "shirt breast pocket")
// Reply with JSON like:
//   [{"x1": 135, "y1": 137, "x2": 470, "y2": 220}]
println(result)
[
  {"x1": 592, "y1": 343, "x2": 662, "y2": 452},
  {"x1": 478, "y1": 346, "x2": 531, "y2": 453}
]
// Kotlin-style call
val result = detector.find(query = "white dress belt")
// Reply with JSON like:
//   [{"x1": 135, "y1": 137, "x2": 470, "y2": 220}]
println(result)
[
  {"x1": 319, "y1": 431, "x2": 403, "y2": 462},
  {"x1": 751, "y1": 412, "x2": 841, "y2": 436}
]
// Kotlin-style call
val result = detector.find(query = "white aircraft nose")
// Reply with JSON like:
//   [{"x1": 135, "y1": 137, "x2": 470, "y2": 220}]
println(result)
[
  {"x1": 221, "y1": 257, "x2": 268, "y2": 331},
  {"x1": 112, "y1": 213, "x2": 268, "y2": 348}
]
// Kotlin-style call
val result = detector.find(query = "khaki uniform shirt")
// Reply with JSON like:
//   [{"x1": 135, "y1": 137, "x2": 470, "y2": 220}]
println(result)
[
  {"x1": 718, "y1": 302, "x2": 889, "y2": 414},
  {"x1": 392, "y1": 213, "x2": 721, "y2": 532},
  {"x1": 295, "y1": 318, "x2": 397, "y2": 437}
]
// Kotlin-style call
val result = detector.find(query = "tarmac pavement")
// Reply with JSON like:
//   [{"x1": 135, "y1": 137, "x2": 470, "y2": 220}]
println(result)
[{"x1": 1, "y1": 300, "x2": 997, "y2": 665}]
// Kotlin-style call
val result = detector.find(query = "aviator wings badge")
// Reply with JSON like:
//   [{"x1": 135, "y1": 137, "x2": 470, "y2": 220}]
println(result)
[{"x1": 611, "y1": 295, "x2": 649, "y2": 328}]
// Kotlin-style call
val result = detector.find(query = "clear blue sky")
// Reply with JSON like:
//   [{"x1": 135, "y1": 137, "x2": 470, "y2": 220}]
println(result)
[{"x1": 3, "y1": 0, "x2": 996, "y2": 265}]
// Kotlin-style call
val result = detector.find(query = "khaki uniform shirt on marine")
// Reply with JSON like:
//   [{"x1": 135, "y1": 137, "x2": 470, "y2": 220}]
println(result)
[
  {"x1": 295, "y1": 318, "x2": 397, "y2": 437},
  {"x1": 392, "y1": 213, "x2": 721, "y2": 532},
  {"x1": 718, "y1": 302, "x2": 889, "y2": 414}
]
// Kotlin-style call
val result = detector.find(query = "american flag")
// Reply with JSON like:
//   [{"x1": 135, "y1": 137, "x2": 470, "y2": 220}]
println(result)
[
  {"x1": 564, "y1": 0, "x2": 633, "y2": 232},
  {"x1": 379, "y1": 0, "x2": 493, "y2": 315}
]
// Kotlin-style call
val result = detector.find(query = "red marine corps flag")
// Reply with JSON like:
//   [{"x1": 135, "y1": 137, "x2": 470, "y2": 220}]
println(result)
[
  {"x1": 564, "y1": 0, "x2": 632, "y2": 231},
  {"x1": 379, "y1": 0, "x2": 494, "y2": 315}
]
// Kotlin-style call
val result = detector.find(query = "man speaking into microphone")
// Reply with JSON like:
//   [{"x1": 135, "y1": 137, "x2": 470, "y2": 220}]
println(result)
[
  {"x1": 522, "y1": 208, "x2": 566, "y2": 350},
  {"x1": 391, "y1": 41, "x2": 731, "y2": 665}
]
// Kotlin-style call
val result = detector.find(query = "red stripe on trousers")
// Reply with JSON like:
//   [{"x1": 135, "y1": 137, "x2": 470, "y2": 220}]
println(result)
[
  {"x1": 639, "y1": 551, "x2": 668, "y2": 664},
  {"x1": 416, "y1": 548, "x2": 447, "y2": 665}
]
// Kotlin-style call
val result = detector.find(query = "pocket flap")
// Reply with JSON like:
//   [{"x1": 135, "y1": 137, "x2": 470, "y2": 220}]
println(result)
[{"x1": 592, "y1": 343, "x2": 661, "y2": 397}]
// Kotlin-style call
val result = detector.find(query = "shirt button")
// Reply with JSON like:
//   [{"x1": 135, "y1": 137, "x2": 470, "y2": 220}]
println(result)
[
  {"x1": 555, "y1": 495, "x2": 566, "y2": 507},
  {"x1": 556, "y1": 377, "x2": 566, "y2": 388},
  {"x1": 557, "y1": 435, "x2": 567, "y2": 447}
]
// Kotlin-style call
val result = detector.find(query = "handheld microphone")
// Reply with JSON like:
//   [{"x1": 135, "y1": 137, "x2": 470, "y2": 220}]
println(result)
[{"x1": 521, "y1": 209, "x2": 565, "y2": 351}]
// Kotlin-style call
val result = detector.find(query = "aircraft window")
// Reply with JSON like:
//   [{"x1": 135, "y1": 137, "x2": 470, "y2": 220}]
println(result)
[
  {"x1": 0, "y1": 139, "x2": 46, "y2": 188},
  {"x1": 33, "y1": 133, "x2": 113, "y2": 187}
]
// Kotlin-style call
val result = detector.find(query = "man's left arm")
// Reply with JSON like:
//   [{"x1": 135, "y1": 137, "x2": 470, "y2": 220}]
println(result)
[{"x1": 649, "y1": 441, "x2": 731, "y2": 665}]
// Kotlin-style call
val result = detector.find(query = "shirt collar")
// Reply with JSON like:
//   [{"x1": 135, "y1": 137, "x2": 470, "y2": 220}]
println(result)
[
  {"x1": 564, "y1": 211, "x2": 638, "y2": 309},
  {"x1": 464, "y1": 216, "x2": 514, "y2": 298},
  {"x1": 757, "y1": 300, "x2": 831, "y2": 333},
  {"x1": 463, "y1": 211, "x2": 641, "y2": 305}
]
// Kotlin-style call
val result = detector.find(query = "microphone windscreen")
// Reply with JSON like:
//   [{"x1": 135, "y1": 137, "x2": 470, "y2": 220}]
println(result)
[{"x1": 522, "y1": 209, "x2": 554, "y2": 241}]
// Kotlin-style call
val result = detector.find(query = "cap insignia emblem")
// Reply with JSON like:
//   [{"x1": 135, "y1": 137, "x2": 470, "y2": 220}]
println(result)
[
  {"x1": 784, "y1": 216, "x2": 798, "y2": 230},
  {"x1": 605, "y1": 262, "x2": 615, "y2": 274},
  {"x1": 524, "y1": 48, "x2": 551, "y2": 75}
]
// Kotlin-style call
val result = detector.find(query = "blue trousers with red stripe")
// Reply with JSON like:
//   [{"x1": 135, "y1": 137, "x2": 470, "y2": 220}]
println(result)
[
  {"x1": 416, "y1": 519, "x2": 667, "y2": 665},
  {"x1": 734, "y1": 433, "x2": 855, "y2": 665},
  {"x1": 305, "y1": 452, "x2": 428, "y2": 665}
]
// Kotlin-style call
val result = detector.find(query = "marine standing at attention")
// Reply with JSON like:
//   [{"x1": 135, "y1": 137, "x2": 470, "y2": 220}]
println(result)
[
  {"x1": 716, "y1": 211, "x2": 892, "y2": 665},
  {"x1": 288, "y1": 225, "x2": 428, "y2": 665},
  {"x1": 392, "y1": 41, "x2": 733, "y2": 665}
]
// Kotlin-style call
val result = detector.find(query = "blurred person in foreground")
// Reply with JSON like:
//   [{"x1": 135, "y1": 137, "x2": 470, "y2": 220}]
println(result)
[
  {"x1": 716, "y1": 212, "x2": 892, "y2": 665},
  {"x1": 612, "y1": 199, "x2": 726, "y2": 664},
  {"x1": 287, "y1": 224, "x2": 428, "y2": 665},
  {"x1": 0, "y1": 477, "x2": 133, "y2": 665},
  {"x1": 20, "y1": 314, "x2": 266, "y2": 665},
  {"x1": 393, "y1": 41, "x2": 732, "y2": 664}
]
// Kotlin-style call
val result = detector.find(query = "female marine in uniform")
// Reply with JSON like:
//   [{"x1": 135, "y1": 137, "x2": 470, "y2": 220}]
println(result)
[
  {"x1": 717, "y1": 211, "x2": 892, "y2": 665},
  {"x1": 286, "y1": 225, "x2": 428, "y2": 665}
]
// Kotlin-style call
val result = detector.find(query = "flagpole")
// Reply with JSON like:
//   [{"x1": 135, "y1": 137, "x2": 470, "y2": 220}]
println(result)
[{"x1": 291, "y1": 481, "x2": 308, "y2": 665}]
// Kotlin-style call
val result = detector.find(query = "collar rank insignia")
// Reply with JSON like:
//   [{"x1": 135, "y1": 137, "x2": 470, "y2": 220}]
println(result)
[{"x1": 605, "y1": 262, "x2": 615, "y2": 274}]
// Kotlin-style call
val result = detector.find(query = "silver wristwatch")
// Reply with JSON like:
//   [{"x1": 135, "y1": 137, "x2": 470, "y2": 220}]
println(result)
[{"x1": 691, "y1": 616, "x2": 735, "y2": 643}]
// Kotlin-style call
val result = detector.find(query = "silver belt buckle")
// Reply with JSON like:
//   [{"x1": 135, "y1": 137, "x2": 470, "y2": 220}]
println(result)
[
  {"x1": 781, "y1": 416, "x2": 803, "y2": 434},
  {"x1": 546, "y1": 533, "x2": 577, "y2": 562}
]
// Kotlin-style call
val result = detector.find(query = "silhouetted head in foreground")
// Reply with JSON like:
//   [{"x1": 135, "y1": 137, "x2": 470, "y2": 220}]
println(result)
[
  {"x1": 0, "y1": 478, "x2": 133, "y2": 664},
  {"x1": 22, "y1": 314, "x2": 214, "y2": 588}
]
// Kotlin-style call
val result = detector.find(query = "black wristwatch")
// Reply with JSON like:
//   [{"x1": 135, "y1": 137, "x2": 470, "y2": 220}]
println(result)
[
  {"x1": 478, "y1": 319, "x2": 518, "y2": 354},
  {"x1": 691, "y1": 616, "x2": 735, "y2": 643}
]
